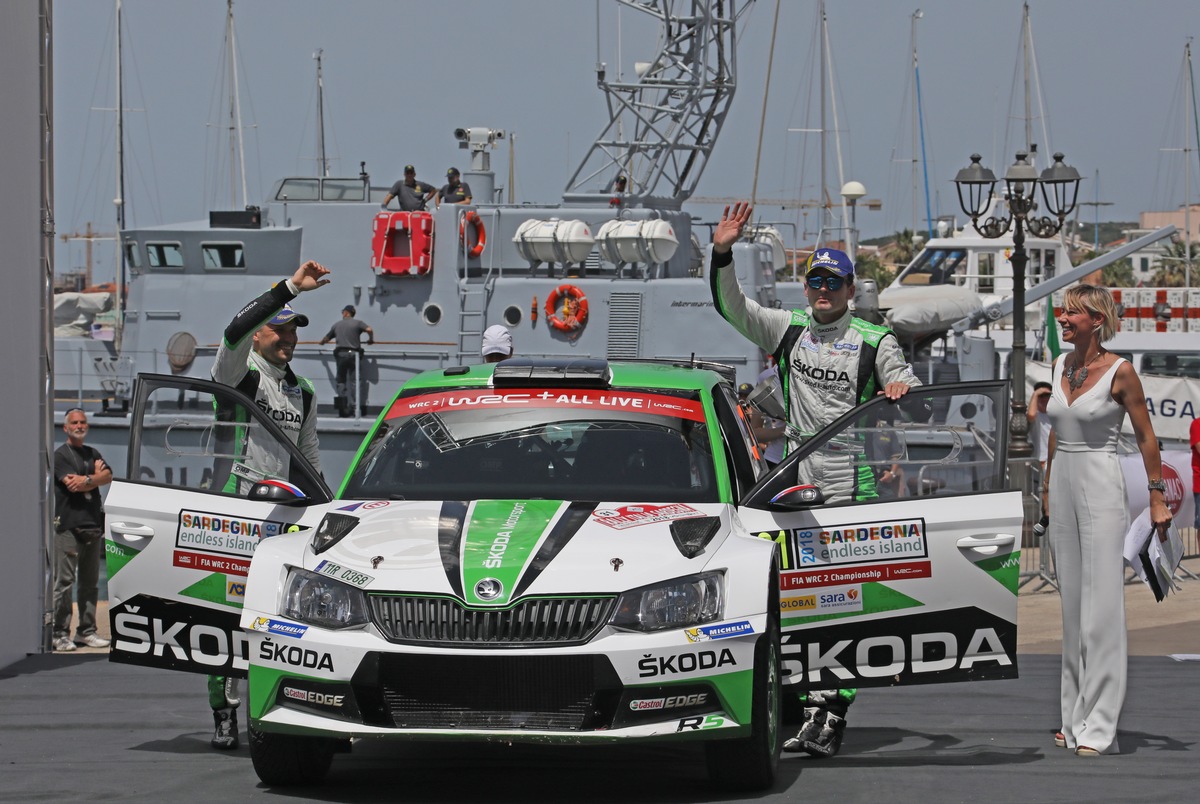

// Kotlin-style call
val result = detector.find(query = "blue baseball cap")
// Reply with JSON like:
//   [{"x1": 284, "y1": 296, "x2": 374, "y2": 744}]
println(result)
[
  {"x1": 268, "y1": 304, "x2": 309, "y2": 327},
  {"x1": 805, "y1": 248, "x2": 855, "y2": 278}
]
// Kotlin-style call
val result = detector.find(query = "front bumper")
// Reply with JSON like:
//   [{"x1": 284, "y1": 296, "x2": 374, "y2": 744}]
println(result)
[{"x1": 246, "y1": 616, "x2": 764, "y2": 743}]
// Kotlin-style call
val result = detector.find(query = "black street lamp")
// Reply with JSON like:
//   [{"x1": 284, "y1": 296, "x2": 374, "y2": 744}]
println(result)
[{"x1": 953, "y1": 151, "x2": 1081, "y2": 487}]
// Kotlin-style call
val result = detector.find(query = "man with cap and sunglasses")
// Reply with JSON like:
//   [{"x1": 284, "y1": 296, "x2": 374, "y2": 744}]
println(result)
[
  {"x1": 709, "y1": 201, "x2": 921, "y2": 758},
  {"x1": 382, "y1": 164, "x2": 437, "y2": 211},
  {"x1": 206, "y1": 259, "x2": 331, "y2": 750},
  {"x1": 437, "y1": 167, "x2": 473, "y2": 207}
]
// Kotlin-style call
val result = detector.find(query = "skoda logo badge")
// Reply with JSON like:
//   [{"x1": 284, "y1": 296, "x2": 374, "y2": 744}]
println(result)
[{"x1": 475, "y1": 577, "x2": 503, "y2": 601}]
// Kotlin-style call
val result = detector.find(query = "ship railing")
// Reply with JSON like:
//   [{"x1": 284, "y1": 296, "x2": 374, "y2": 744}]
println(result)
[{"x1": 1008, "y1": 456, "x2": 1198, "y2": 593}]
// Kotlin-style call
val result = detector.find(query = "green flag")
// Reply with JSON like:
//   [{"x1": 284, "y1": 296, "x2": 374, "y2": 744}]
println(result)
[{"x1": 1045, "y1": 299, "x2": 1061, "y2": 360}]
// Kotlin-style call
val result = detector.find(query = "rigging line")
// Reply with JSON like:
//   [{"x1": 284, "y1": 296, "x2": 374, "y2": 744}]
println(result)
[
  {"x1": 750, "y1": 0, "x2": 782, "y2": 205},
  {"x1": 823, "y1": 8, "x2": 848, "y2": 228},
  {"x1": 1025, "y1": 10, "x2": 1053, "y2": 168},
  {"x1": 1189, "y1": 41, "x2": 1200, "y2": 191}
]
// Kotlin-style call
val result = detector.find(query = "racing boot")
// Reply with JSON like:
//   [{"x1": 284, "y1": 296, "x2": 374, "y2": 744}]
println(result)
[
  {"x1": 211, "y1": 706, "x2": 239, "y2": 750},
  {"x1": 782, "y1": 705, "x2": 824, "y2": 753},
  {"x1": 799, "y1": 708, "x2": 847, "y2": 758}
]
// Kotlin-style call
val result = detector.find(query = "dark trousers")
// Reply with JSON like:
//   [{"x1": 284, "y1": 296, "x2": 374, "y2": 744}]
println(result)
[
  {"x1": 53, "y1": 528, "x2": 101, "y2": 639},
  {"x1": 334, "y1": 349, "x2": 366, "y2": 414}
]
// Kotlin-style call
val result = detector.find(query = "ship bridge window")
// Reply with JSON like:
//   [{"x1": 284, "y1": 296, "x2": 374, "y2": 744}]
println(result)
[
  {"x1": 321, "y1": 179, "x2": 366, "y2": 201},
  {"x1": 1142, "y1": 352, "x2": 1200, "y2": 379},
  {"x1": 146, "y1": 242, "x2": 184, "y2": 270},
  {"x1": 202, "y1": 243, "x2": 246, "y2": 270},
  {"x1": 899, "y1": 248, "x2": 967, "y2": 286},
  {"x1": 275, "y1": 178, "x2": 319, "y2": 201},
  {"x1": 124, "y1": 240, "x2": 142, "y2": 269}
]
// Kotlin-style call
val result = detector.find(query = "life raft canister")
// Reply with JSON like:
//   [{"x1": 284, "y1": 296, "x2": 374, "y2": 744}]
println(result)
[
  {"x1": 371, "y1": 211, "x2": 433, "y2": 276},
  {"x1": 545, "y1": 284, "x2": 589, "y2": 335},
  {"x1": 459, "y1": 210, "x2": 486, "y2": 258}
]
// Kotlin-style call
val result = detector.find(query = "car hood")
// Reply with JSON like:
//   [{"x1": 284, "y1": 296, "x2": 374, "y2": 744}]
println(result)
[{"x1": 309, "y1": 499, "x2": 731, "y2": 604}]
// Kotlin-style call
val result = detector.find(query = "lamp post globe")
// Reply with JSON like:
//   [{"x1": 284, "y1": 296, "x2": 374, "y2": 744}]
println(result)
[{"x1": 953, "y1": 150, "x2": 1081, "y2": 511}]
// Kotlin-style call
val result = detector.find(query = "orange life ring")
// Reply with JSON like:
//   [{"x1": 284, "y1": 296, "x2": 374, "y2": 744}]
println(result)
[
  {"x1": 459, "y1": 210, "x2": 486, "y2": 258},
  {"x1": 544, "y1": 284, "x2": 589, "y2": 334}
]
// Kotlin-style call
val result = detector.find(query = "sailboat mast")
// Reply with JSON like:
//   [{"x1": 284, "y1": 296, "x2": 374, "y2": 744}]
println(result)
[
  {"x1": 114, "y1": 0, "x2": 127, "y2": 334},
  {"x1": 912, "y1": 9, "x2": 933, "y2": 241},
  {"x1": 817, "y1": 0, "x2": 827, "y2": 241},
  {"x1": 314, "y1": 49, "x2": 328, "y2": 178},
  {"x1": 114, "y1": 0, "x2": 125, "y2": 232},
  {"x1": 1186, "y1": 40, "x2": 1194, "y2": 287},
  {"x1": 1022, "y1": 3, "x2": 1033, "y2": 157}
]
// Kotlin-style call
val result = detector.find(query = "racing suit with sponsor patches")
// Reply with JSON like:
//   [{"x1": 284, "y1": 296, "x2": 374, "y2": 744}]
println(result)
[
  {"x1": 208, "y1": 281, "x2": 321, "y2": 737},
  {"x1": 709, "y1": 248, "x2": 920, "y2": 502},
  {"x1": 211, "y1": 281, "x2": 321, "y2": 494},
  {"x1": 711, "y1": 247, "x2": 923, "y2": 756}
]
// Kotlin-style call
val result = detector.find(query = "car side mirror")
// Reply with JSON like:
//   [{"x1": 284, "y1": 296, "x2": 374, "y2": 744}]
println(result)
[
  {"x1": 767, "y1": 484, "x2": 824, "y2": 511},
  {"x1": 248, "y1": 480, "x2": 310, "y2": 506}
]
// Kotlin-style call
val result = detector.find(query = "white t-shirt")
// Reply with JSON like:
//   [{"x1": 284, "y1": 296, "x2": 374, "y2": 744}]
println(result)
[{"x1": 1033, "y1": 410, "x2": 1052, "y2": 463}]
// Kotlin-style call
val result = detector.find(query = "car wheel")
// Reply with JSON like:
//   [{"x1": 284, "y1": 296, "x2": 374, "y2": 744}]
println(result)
[
  {"x1": 706, "y1": 579, "x2": 782, "y2": 791},
  {"x1": 248, "y1": 725, "x2": 339, "y2": 786}
]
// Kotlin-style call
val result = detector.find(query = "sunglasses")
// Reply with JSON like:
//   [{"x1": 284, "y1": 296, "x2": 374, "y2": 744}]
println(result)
[{"x1": 806, "y1": 274, "x2": 846, "y2": 291}]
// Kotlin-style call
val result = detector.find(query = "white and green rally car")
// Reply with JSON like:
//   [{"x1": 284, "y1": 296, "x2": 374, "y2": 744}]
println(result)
[{"x1": 105, "y1": 358, "x2": 1021, "y2": 790}]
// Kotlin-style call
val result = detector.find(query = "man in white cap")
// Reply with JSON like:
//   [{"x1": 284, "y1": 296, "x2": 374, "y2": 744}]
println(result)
[
  {"x1": 481, "y1": 324, "x2": 514, "y2": 363},
  {"x1": 206, "y1": 259, "x2": 330, "y2": 750}
]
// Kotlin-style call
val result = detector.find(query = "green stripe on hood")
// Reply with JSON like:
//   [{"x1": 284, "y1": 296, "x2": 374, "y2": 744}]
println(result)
[{"x1": 461, "y1": 500, "x2": 564, "y2": 606}]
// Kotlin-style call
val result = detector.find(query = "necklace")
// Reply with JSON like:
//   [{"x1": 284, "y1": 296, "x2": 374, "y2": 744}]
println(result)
[{"x1": 1065, "y1": 350, "x2": 1104, "y2": 391}]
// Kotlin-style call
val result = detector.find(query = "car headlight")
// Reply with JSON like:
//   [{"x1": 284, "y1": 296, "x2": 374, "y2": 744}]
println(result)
[
  {"x1": 281, "y1": 568, "x2": 370, "y2": 630},
  {"x1": 609, "y1": 572, "x2": 724, "y2": 632}
]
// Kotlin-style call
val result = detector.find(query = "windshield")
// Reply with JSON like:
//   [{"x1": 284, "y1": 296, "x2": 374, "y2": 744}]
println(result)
[
  {"x1": 899, "y1": 248, "x2": 968, "y2": 286},
  {"x1": 341, "y1": 387, "x2": 719, "y2": 502}
]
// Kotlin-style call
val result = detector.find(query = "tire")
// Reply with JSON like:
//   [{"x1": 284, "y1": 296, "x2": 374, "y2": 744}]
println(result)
[
  {"x1": 706, "y1": 582, "x2": 782, "y2": 791},
  {"x1": 248, "y1": 725, "x2": 339, "y2": 787}
]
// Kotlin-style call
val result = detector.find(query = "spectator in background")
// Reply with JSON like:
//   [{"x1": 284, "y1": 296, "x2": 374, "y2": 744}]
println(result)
[
  {"x1": 437, "y1": 167, "x2": 473, "y2": 206},
  {"x1": 320, "y1": 305, "x2": 375, "y2": 417},
  {"x1": 481, "y1": 325, "x2": 513, "y2": 363},
  {"x1": 381, "y1": 164, "x2": 437, "y2": 211},
  {"x1": 1029, "y1": 380, "x2": 1053, "y2": 476},
  {"x1": 52, "y1": 409, "x2": 113, "y2": 652}
]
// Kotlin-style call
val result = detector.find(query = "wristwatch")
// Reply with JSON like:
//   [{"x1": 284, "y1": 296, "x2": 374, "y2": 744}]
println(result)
[
  {"x1": 1147, "y1": 479, "x2": 1166, "y2": 492},
  {"x1": 85, "y1": 475, "x2": 92, "y2": 486}
]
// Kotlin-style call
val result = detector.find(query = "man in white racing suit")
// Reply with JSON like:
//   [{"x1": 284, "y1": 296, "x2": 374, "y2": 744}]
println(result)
[
  {"x1": 207, "y1": 260, "x2": 331, "y2": 749},
  {"x1": 710, "y1": 202, "x2": 921, "y2": 757}
]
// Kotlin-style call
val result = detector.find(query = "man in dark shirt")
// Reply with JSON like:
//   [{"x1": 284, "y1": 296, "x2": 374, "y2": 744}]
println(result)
[
  {"x1": 381, "y1": 164, "x2": 437, "y2": 211},
  {"x1": 320, "y1": 305, "x2": 375, "y2": 416},
  {"x1": 437, "y1": 167, "x2": 473, "y2": 206},
  {"x1": 52, "y1": 409, "x2": 113, "y2": 652}
]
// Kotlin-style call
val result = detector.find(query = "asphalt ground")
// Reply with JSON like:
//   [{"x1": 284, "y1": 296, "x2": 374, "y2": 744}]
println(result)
[{"x1": 3, "y1": 559, "x2": 1196, "y2": 803}]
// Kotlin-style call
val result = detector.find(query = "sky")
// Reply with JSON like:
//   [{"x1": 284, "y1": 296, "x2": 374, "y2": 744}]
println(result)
[{"x1": 52, "y1": 0, "x2": 1199, "y2": 281}]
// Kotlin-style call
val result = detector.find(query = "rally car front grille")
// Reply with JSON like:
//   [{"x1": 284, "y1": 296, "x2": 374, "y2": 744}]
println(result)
[
  {"x1": 367, "y1": 653, "x2": 622, "y2": 731},
  {"x1": 369, "y1": 594, "x2": 617, "y2": 647}
]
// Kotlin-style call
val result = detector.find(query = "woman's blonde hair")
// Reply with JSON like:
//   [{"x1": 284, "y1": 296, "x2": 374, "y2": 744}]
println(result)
[{"x1": 1062, "y1": 284, "x2": 1118, "y2": 342}]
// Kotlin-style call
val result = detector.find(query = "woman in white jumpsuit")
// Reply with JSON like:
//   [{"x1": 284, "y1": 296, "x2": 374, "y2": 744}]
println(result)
[{"x1": 1044, "y1": 284, "x2": 1171, "y2": 756}]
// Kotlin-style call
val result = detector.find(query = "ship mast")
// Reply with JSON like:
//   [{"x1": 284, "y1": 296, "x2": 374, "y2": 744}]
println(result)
[
  {"x1": 314, "y1": 49, "x2": 329, "y2": 177},
  {"x1": 563, "y1": 0, "x2": 752, "y2": 208},
  {"x1": 113, "y1": 0, "x2": 127, "y2": 338}
]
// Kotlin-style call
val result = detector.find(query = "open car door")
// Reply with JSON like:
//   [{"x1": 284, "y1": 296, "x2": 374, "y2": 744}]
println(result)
[
  {"x1": 737, "y1": 381, "x2": 1022, "y2": 691},
  {"x1": 105, "y1": 374, "x2": 333, "y2": 678}
]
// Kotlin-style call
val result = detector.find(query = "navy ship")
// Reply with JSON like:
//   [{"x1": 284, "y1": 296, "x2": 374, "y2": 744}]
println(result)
[{"x1": 57, "y1": 1, "x2": 802, "y2": 482}]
